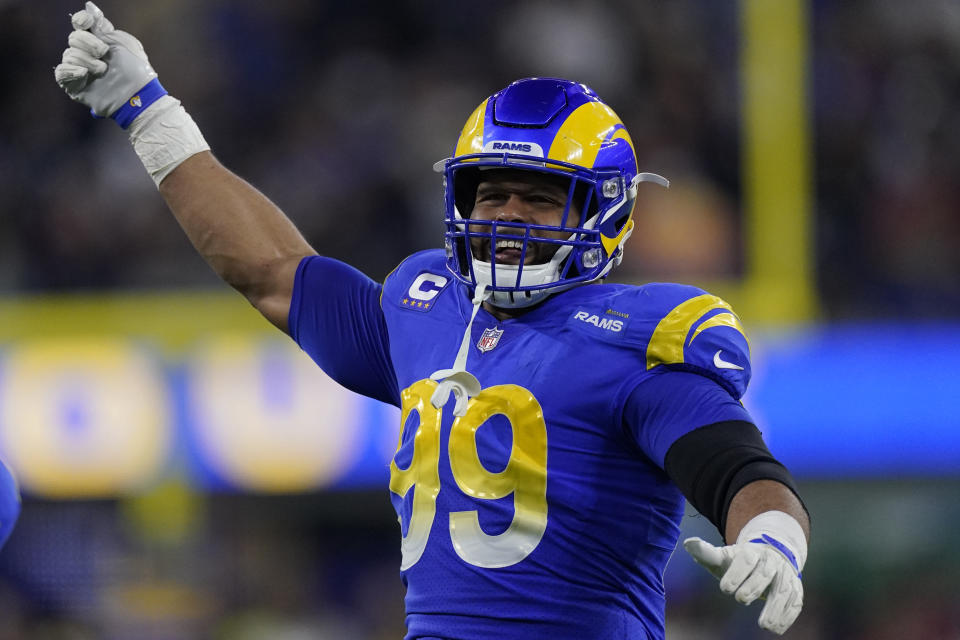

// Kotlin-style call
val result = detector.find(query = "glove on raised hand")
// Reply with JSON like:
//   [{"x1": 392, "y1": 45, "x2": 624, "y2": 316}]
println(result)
[
  {"x1": 54, "y1": 2, "x2": 165, "y2": 127},
  {"x1": 54, "y1": 2, "x2": 209, "y2": 185},
  {"x1": 684, "y1": 511, "x2": 806, "y2": 635}
]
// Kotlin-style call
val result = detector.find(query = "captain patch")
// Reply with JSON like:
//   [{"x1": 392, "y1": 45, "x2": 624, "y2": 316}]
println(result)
[{"x1": 400, "y1": 271, "x2": 449, "y2": 312}]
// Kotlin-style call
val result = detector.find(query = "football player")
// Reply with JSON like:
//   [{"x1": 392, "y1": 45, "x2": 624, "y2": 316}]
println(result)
[{"x1": 55, "y1": 4, "x2": 810, "y2": 638}]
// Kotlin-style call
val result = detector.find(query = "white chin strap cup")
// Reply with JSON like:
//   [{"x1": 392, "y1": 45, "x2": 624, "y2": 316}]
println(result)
[{"x1": 471, "y1": 245, "x2": 572, "y2": 310}]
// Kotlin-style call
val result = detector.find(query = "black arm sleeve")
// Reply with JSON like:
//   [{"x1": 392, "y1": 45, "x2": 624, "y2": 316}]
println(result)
[{"x1": 663, "y1": 420, "x2": 807, "y2": 534}]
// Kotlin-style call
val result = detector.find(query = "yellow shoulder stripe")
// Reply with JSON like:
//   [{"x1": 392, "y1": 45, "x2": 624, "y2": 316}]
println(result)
[
  {"x1": 645, "y1": 294, "x2": 749, "y2": 370},
  {"x1": 689, "y1": 312, "x2": 749, "y2": 348}
]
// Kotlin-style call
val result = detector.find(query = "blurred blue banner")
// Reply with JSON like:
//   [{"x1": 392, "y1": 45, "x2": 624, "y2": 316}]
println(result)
[
  {"x1": 0, "y1": 325, "x2": 957, "y2": 497},
  {"x1": 747, "y1": 325, "x2": 960, "y2": 476}
]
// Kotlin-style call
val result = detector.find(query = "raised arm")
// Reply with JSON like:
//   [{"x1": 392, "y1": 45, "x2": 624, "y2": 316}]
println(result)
[
  {"x1": 54, "y1": 2, "x2": 314, "y2": 332},
  {"x1": 158, "y1": 153, "x2": 316, "y2": 332}
]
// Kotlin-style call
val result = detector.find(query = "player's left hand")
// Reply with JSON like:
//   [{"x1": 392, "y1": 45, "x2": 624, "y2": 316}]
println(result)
[{"x1": 683, "y1": 536, "x2": 803, "y2": 635}]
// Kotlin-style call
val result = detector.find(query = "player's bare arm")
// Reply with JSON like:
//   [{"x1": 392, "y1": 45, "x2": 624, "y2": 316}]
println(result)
[
  {"x1": 159, "y1": 153, "x2": 316, "y2": 332},
  {"x1": 54, "y1": 2, "x2": 313, "y2": 333},
  {"x1": 725, "y1": 479, "x2": 810, "y2": 544}
]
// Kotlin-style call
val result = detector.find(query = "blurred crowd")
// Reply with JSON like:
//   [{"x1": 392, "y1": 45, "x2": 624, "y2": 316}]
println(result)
[
  {"x1": 811, "y1": 1, "x2": 960, "y2": 318},
  {"x1": 2, "y1": 0, "x2": 958, "y2": 317}
]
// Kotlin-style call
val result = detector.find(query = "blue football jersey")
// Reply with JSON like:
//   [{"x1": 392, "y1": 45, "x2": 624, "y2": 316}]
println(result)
[{"x1": 290, "y1": 250, "x2": 754, "y2": 640}]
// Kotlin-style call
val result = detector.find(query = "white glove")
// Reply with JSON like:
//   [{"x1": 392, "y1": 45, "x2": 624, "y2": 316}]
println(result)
[
  {"x1": 54, "y1": 2, "x2": 209, "y2": 185},
  {"x1": 684, "y1": 511, "x2": 806, "y2": 635},
  {"x1": 54, "y1": 2, "x2": 161, "y2": 123}
]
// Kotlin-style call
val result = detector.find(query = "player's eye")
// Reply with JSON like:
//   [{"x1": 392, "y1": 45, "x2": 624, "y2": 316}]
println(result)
[
  {"x1": 476, "y1": 191, "x2": 506, "y2": 203},
  {"x1": 528, "y1": 193, "x2": 561, "y2": 206}
]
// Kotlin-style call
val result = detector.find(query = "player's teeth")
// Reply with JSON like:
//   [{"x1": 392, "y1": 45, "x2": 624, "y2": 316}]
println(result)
[{"x1": 495, "y1": 239, "x2": 523, "y2": 250}]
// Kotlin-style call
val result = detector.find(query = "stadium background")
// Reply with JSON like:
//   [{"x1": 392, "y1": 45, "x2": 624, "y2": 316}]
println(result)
[{"x1": 1, "y1": 0, "x2": 959, "y2": 637}]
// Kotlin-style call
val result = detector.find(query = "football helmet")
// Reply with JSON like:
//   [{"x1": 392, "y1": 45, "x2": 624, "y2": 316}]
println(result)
[{"x1": 435, "y1": 77, "x2": 668, "y2": 308}]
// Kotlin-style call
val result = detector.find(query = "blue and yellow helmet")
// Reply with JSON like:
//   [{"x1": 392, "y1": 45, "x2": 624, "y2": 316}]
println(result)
[{"x1": 435, "y1": 77, "x2": 668, "y2": 308}]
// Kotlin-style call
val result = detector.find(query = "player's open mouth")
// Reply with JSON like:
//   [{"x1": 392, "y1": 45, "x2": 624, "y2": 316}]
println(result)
[
  {"x1": 472, "y1": 236, "x2": 557, "y2": 266},
  {"x1": 493, "y1": 238, "x2": 525, "y2": 264},
  {"x1": 489, "y1": 238, "x2": 536, "y2": 265}
]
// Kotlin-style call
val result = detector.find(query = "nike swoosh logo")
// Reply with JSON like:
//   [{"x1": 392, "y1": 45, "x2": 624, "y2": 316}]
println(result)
[{"x1": 713, "y1": 350, "x2": 744, "y2": 370}]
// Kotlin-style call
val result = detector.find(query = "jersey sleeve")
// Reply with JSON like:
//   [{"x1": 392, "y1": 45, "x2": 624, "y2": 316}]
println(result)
[
  {"x1": 288, "y1": 256, "x2": 400, "y2": 407},
  {"x1": 643, "y1": 288, "x2": 752, "y2": 399},
  {"x1": 623, "y1": 369, "x2": 754, "y2": 469}
]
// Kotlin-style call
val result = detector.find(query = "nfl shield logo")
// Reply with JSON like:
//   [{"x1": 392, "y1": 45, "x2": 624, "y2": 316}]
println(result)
[{"x1": 477, "y1": 327, "x2": 504, "y2": 353}]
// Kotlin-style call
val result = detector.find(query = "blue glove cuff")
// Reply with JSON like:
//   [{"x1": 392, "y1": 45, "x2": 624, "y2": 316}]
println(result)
[
  {"x1": 89, "y1": 79, "x2": 169, "y2": 129},
  {"x1": 751, "y1": 534, "x2": 802, "y2": 578}
]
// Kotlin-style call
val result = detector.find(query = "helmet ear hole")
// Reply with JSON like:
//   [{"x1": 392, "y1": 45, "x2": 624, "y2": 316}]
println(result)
[{"x1": 610, "y1": 200, "x2": 633, "y2": 233}]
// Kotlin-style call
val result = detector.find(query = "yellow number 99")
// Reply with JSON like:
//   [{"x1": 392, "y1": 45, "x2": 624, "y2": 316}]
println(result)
[{"x1": 390, "y1": 380, "x2": 548, "y2": 570}]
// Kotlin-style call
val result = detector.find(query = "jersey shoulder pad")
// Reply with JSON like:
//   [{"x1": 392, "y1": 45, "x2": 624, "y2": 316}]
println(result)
[
  {"x1": 630, "y1": 282, "x2": 752, "y2": 399},
  {"x1": 381, "y1": 249, "x2": 455, "y2": 311}
]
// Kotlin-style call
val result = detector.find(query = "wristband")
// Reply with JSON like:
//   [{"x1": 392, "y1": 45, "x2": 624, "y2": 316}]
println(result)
[
  {"x1": 91, "y1": 78, "x2": 169, "y2": 129},
  {"x1": 736, "y1": 510, "x2": 807, "y2": 577}
]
